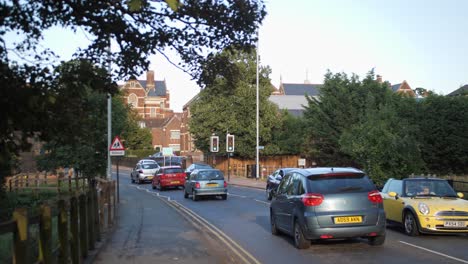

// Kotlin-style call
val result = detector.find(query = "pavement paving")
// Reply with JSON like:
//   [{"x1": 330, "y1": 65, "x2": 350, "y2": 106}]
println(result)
[{"x1": 90, "y1": 168, "x2": 267, "y2": 263}]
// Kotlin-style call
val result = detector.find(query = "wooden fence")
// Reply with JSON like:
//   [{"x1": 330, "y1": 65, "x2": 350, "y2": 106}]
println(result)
[{"x1": 0, "y1": 175, "x2": 116, "y2": 264}]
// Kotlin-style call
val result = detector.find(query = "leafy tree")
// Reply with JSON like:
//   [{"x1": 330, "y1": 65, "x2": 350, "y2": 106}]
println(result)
[
  {"x1": 302, "y1": 71, "x2": 391, "y2": 166},
  {"x1": 1, "y1": 0, "x2": 265, "y2": 180},
  {"x1": 189, "y1": 48, "x2": 279, "y2": 158},
  {"x1": 270, "y1": 110, "x2": 307, "y2": 155},
  {"x1": 415, "y1": 95, "x2": 468, "y2": 175}
]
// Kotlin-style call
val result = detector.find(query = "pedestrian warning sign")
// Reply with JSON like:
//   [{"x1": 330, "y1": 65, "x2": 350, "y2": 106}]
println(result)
[{"x1": 110, "y1": 136, "x2": 125, "y2": 150}]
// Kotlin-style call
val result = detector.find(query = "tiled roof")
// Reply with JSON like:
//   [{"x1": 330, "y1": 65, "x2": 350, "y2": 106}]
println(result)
[
  {"x1": 269, "y1": 95, "x2": 312, "y2": 117},
  {"x1": 391, "y1": 83, "x2": 402, "y2": 92},
  {"x1": 447, "y1": 85, "x2": 468, "y2": 96},
  {"x1": 139, "y1": 80, "x2": 167, "y2": 96},
  {"x1": 282, "y1": 83, "x2": 321, "y2": 96}
]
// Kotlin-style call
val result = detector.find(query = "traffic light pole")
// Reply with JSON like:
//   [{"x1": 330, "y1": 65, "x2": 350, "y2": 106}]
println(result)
[{"x1": 227, "y1": 153, "x2": 231, "y2": 182}]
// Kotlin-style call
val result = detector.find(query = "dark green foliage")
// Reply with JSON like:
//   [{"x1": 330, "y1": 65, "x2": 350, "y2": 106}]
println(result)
[
  {"x1": 189, "y1": 48, "x2": 279, "y2": 158},
  {"x1": 270, "y1": 110, "x2": 307, "y2": 155},
  {"x1": 415, "y1": 95, "x2": 468, "y2": 175}
]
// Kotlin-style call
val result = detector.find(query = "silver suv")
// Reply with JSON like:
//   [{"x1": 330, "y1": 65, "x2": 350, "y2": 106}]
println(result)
[{"x1": 270, "y1": 167, "x2": 386, "y2": 249}]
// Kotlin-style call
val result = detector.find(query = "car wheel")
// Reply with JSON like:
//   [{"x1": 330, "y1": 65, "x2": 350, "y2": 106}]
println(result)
[
  {"x1": 270, "y1": 211, "x2": 279, "y2": 236},
  {"x1": 294, "y1": 220, "x2": 310, "y2": 249},
  {"x1": 157, "y1": 181, "x2": 164, "y2": 191},
  {"x1": 221, "y1": 194, "x2": 227, "y2": 200},
  {"x1": 152, "y1": 184, "x2": 156, "y2": 190},
  {"x1": 192, "y1": 191, "x2": 198, "y2": 201},
  {"x1": 131, "y1": 175, "x2": 135, "y2": 183},
  {"x1": 368, "y1": 233, "x2": 386, "y2": 246},
  {"x1": 184, "y1": 190, "x2": 189, "y2": 199},
  {"x1": 404, "y1": 212, "x2": 420, "y2": 236}
]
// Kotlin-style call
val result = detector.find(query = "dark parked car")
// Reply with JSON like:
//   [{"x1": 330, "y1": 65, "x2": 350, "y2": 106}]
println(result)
[
  {"x1": 266, "y1": 168, "x2": 295, "y2": 200},
  {"x1": 185, "y1": 162, "x2": 213, "y2": 178},
  {"x1": 184, "y1": 169, "x2": 227, "y2": 201},
  {"x1": 270, "y1": 167, "x2": 386, "y2": 249}
]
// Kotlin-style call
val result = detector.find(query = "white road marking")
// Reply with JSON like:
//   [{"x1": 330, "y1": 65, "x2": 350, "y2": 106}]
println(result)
[
  {"x1": 227, "y1": 193, "x2": 247, "y2": 198},
  {"x1": 254, "y1": 199, "x2": 270, "y2": 205},
  {"x1": 399, "y1": 241, "x2": 468, "y2": 263}
]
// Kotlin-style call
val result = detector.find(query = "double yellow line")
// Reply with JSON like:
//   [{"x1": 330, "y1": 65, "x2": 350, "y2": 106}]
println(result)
[{"x1": 161, "y1": 198, "x2": 262, "y2": 264}]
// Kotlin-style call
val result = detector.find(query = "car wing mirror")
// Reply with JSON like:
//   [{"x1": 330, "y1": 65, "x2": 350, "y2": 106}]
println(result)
[
  {"x1": 457, "y1": 192, "x2": 464, "y2": 198},
  {"x1": 388, "y1": 191, "x2": 398, "y2": 199}
]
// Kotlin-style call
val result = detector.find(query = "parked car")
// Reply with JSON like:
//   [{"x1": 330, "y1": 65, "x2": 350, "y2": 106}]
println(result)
[
  {"x1": 266, "y1": 168, "x2": 295, "y2": 200},
  {"x1": 270, "y1": 167, "x2": 386, "y2": 249},
  {"x1": 184, "y1": 169, "x2": 227, "y2": 201},
  {"x1": 131, "y1": 162, "x2": 160, "y2": 184},
  {"x1": 381, "y1": 177, "x2": 468, "y2": 236},
  {"x1": 137, "y1": 159, "x2": 158, "y2": 165},
  {"x1": 152, "y1": 166, "x2": 186, "y2": 190},
  {"x1": 185, "y1": 162, "x2": 213, "y2": 178}
]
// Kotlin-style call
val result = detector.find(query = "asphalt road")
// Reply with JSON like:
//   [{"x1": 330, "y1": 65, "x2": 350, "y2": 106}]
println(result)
[{"x1": 113, "y1": 168, "x2": 468, "y2": 264}]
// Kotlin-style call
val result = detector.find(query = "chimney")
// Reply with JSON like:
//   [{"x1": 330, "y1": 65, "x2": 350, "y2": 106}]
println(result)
[
  {"x1": 147, "y1": 70, "x2": 155, "y2": 90},
  {"x1": 376, "y1": 75, "x2": 383, "y2": 84}
]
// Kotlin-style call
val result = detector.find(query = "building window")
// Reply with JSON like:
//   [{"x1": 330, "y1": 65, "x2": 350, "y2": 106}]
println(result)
[
  {"x1": 128, "y1": 94, "x2": 137, "y2": 107},
  {"x1": 160, "y1": 102, "x2": 164, "y2": 109},
  {"x1": 169, "y1": 144, "x2": 180, "y2": 151},
  {"x1": 138, "y1": 121, "x2": 146, "y2": 128},
  {"x1": 170, "y1": 130, "x2": 180, "y2": 139},
  {"x1": 130, "y1": 81, "x2": 136, "y2": 87},
  {"x1": 150, "y1": 108, "x2": 156, "y2": 117}
]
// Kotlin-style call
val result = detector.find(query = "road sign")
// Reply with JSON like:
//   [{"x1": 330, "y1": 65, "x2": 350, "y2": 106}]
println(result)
[
  {"x1": 110, "y1": 136, "x2": 125, "y2": 156},
  {"x1": 162, "y1": 147, "x2": 173, "y2": 156},
  {"x1": 258, "y1": 146, "x2": 264, "y2": 150}
]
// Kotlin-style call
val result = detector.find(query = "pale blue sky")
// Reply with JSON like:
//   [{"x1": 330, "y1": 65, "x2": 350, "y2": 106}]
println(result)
[{"x1": 5, "y1": 0, "x2": 468, "y2": 111}]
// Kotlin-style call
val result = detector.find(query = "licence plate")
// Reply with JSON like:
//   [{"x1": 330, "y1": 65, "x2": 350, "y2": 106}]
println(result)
[
  {"x1": 334, "y1": 216, "x2": 362, "y2": 224},
  {"x1": 206, "y1": 183, "x2": 218, "y2": 187},
  {"x1": 444, "y1": 221, "x2": 466, "y2": 227},
  {"x1": 171, "y1": 181, "x2": 180, "y2": 184}
]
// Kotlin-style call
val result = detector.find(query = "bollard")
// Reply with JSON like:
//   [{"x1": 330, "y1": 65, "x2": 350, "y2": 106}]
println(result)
[{"x1": 39, "y1": 204, "x2": 52, "y2": 264}]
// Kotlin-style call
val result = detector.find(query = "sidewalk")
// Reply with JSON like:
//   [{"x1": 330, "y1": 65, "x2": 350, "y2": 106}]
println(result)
[{"x1": 227, "y1": 174, "x2": 266, "y2": 190}]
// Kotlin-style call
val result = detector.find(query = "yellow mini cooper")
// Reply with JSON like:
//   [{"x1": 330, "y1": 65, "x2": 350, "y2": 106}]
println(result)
[{"x1": 381, "y1": 178, "x2": 468, "y2": 236}]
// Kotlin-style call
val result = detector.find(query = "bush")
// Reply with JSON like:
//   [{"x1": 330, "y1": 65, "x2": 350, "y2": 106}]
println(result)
[{"x1": 126, "y1": 149, "x2": 155, "y2": 158}]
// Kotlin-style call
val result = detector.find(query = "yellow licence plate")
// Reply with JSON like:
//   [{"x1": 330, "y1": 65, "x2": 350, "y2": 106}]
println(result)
[
  {"x1": 206, "y1": 183, "x2": 218, "y2": 187},
  {"x1": 171, "y1": 181, "x2": 180, "y2": 184},
  {"x1": 334, "y1": 216, "x2": 362, "y2": 224}
]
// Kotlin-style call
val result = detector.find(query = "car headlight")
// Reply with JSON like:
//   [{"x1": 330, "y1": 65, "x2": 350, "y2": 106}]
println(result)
[{"x1": 418, "y1": 203, "x2": 430, "y2": 215}]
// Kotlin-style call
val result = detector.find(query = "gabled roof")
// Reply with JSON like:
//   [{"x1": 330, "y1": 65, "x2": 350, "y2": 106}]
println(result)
[
  {"x1": 269, "y1": 95, "x2": 309, "y2": 117},
  {"x1": 447, "y1": 85, "x2": 468, "y2": 96},
  {"x1": 281, "y1": 83, "x2": 321, "y2": 96},
  {"x1": 139, "y1": 80, "x2": 167, "y2": 96},
  {"x1": 391, "y1": 83, "x2": 402, "y2": 92}
]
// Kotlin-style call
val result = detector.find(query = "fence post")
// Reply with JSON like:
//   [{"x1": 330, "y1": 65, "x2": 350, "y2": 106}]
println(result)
[
  {"x1": 58, "y1": 199, "x2": 69, "y2": 264},
  {"x1": 112, "y1": 181, "x2": 116, "y2": 222},
  {"x1": 39, "y1": 203, "x2": 52, "y2": 264},
  {"x1": 70, "y1": 196, "x2": 80, "y2": 264},
  {"x1": 68, "y1": 170, "x2": 72, "y2": 193},
  {"x1": 99, "y1": 184, "x2": 105, "y2": 230},
  {"x1": 87, "y1": 187, "x2": 95, "y2": 250},
  {"x1": 13, "y1": 208, "x2": 29, "y2": 264},
  {"x1": 93, "y1": 179, "x2": 101, "y2": 242},
  {"x1": 107, "y1": 182, "x2": 113, "y2": 227},
  {"x1": 79, "y1": 193, "x2": 88, "y2": 258}
]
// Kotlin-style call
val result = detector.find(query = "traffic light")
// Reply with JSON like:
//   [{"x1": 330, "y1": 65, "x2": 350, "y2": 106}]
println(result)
[
  {"x1": 226, "y1": 134, "x2": 235, "y2": 152},
  {"x1": 210, "y1": 136, "x2": 219, "y2": 152}
]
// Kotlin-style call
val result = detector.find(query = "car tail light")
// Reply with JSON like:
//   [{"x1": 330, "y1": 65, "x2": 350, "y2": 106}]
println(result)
[
  {"x1": 367, "y1": 232, "x2": 377, "y2": 237},
  {"x1": 301, "y1": 193, "x2": 324, "y2": 206},
  {"x1": 195, "y1": 182, "x2": 201, "y2": 189},
  {"x1": 224, "y1": 181, "x2": 227, "y2": 188},
  {"x1": 320, "y1": 235, "x2": 333, "y2": 239},
  {"x1": 368, "y1": 190, "x2": 383, "y2": 204},
  {"x1": 138, "y1": 170, "x2": 144, "y2": 173}
]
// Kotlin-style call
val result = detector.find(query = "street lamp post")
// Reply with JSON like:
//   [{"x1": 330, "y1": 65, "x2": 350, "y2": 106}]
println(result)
[{"x1": 255, "y1": 34, "x2": 260, "y2": 180}]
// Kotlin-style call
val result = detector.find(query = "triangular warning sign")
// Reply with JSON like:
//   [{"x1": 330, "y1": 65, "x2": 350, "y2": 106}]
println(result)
[{"x1": 110, "y1": 136, "x2": 125, "y2": 150}]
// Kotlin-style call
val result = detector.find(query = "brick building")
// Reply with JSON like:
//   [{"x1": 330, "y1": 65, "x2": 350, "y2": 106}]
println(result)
[{"x1": 120, "y1": 70, "x2": 181, "y2": 152}]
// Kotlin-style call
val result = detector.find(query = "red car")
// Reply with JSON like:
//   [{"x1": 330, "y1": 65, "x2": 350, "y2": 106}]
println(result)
[{"x1": 152, "y1": 166, "x2": 186, "y2": 190}]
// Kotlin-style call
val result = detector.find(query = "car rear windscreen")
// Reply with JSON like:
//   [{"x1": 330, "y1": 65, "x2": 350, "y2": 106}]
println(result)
[
  {"x1": 196, "y1": 171, "x2": 224, "y2": 180},
  {"x1": 306, "y1": 173, "x2": 375, "y2": 194},
  {"x1": 164, "y1": 168, "x2": 184, "y2": 174},
  {"x1": 142, "y1": 164, "x2": 158, "y2": 169}
]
